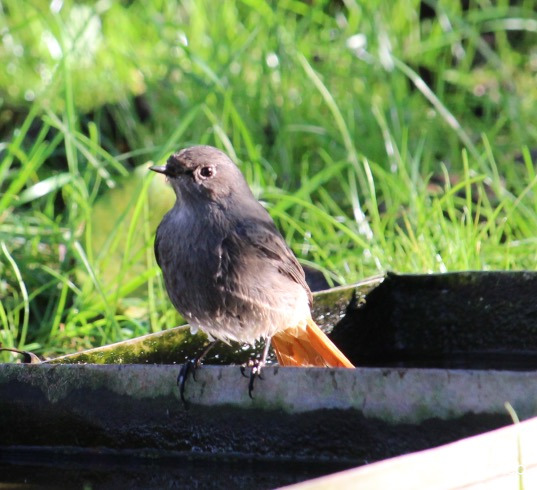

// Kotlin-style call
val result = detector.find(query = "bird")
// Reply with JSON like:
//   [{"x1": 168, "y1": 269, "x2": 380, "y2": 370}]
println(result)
[{"x1": 150, "y1": 145, "x2": 354, "y2": 400}]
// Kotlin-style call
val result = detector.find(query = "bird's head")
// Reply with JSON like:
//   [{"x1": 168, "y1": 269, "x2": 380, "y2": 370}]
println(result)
[{"x1": 150, "y1": 145, "x2": 252, "y2": 205}]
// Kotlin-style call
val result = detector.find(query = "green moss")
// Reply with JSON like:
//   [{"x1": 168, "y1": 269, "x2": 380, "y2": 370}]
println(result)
[{"x1": 47, "y1": 325, "x2": 199, "y2": 365}]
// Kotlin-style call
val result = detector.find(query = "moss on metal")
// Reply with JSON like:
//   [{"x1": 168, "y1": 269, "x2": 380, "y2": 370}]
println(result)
[{"x1": 45, "y1": 276, "x2": 383, "y2": 366}]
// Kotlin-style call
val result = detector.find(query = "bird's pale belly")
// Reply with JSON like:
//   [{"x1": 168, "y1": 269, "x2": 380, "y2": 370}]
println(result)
[{"x1": 163, "y1": 262, "x2": 310, "y2": 344}]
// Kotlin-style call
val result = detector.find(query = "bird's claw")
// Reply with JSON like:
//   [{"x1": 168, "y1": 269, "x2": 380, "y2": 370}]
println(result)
[
  {"x1": 176, "y1": 340, "x2": 218, "y2": 407},
  {"x1": 246, "y1": 360, "x2": 265, "y2": 399},
  {"x1": 177, "y1": 358, "x2": 198, "y2": 406},
  {"x1": 240, "y1": 358, "x2": 255, "y2": 378}
]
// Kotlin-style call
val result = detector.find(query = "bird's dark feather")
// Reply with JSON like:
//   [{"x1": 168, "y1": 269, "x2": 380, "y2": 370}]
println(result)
[
  {"x1": 235, "y1": 219, "x2": 313, "y2": 307},
  {"x1": 154, "y1": 221, "x2": 163, "y2": 268}
]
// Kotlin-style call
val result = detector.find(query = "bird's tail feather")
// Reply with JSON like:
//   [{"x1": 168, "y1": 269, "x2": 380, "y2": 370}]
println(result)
[{"x1": 271, "y1": 318, "x2": 354, "y2": 368}]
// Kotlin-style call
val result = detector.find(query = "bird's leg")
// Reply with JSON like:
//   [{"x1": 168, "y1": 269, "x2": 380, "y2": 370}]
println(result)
[
  {"x1": 177, "y1": 340, "x2": 218, "y2": 405},
  {"x1": 241, "y1": 339, "x2": 271, "y2": 399}
]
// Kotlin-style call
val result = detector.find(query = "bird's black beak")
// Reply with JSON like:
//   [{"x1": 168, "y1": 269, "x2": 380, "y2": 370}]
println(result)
[
  {"x1": 150, "y1": 154, "x2": 191, "y2": 178},
  {"x1": 149, "y1": 165, "x2": 168, "y2": 175}
]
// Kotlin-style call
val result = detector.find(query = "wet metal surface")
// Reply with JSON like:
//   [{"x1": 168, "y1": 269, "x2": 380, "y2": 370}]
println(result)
[
  {"x1": 332, "y1": 271, "x2": 537, "y2": 369},
  {"x1": 4, "y1": 271, "x2": 537, "y2": 487},
  {"x1": 1, "y1": 363, "x2": 522, "y2": 488},
  {"x1": 1, "y1": 364, "x2": 530, "y2": 452},
  {"x1": 0, "y1": 449, "x2": 333, "y2": 490}
]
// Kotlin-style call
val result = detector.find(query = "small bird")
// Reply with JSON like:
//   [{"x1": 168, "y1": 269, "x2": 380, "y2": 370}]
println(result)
[{"x1": 150, "y1": 146, "x2": 353, "y2": 399}]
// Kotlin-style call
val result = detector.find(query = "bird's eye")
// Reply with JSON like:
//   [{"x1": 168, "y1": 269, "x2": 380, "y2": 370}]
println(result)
[{"x1": 198, "y1": 166, "x2": 214, "y2": 179}]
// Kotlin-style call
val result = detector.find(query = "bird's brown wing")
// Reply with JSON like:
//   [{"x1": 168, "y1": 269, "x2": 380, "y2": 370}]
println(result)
[{"x1": 235, "y1": 219, "x2": 313, "y2": 307}]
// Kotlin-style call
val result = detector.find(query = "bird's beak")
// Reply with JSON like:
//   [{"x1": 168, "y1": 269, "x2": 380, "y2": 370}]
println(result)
[{"x1": 149, "y1": 165, "x2": 168, "y2": 175}]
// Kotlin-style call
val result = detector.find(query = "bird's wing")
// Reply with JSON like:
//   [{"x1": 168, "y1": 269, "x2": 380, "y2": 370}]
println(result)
[{"x1": 234, "y1": 219, "x2": 313, "y2": 306}]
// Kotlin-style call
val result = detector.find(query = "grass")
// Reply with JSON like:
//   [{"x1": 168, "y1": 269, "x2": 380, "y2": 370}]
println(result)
[{"x1": 0, "y1": 0, "x2": 537, "y2": 359}]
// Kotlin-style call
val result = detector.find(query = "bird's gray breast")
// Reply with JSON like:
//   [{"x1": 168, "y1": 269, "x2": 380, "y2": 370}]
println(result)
[{"x1": 156, "y1": 206, "x2": 228, "y2": 324}]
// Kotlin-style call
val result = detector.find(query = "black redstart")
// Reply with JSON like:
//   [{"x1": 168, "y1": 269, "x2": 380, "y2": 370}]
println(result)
[{"x1": 150, "y1": 146, "x2": 353, "y2": 397}]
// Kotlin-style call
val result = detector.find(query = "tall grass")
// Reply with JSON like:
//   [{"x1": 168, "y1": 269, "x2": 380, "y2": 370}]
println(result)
[{"x1": 1, "y1": 0, "x2": 536, "y2": 359}]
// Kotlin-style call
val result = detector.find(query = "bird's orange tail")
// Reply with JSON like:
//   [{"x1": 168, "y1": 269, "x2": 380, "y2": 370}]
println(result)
[{"x1": 271, "y1": 318, "x2": 354, "y2": 368}]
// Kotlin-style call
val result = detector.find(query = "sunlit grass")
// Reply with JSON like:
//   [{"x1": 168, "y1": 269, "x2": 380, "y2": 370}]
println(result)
[{"x1": 0, "y1": 0, "x2": 536, "y2": 359}]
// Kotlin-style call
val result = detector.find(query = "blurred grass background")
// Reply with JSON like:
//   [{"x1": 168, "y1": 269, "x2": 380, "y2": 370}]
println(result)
[{"x1": 1, "y1": 0, "x2": 536, "y2": 359}]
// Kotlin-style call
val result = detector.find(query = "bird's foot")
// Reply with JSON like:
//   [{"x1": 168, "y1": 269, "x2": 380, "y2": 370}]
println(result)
[
  {"x1": 240, "y1": 359, "x2": 265, "y2": 399},
  {"x1": 240, "y1": 339, "x2": 271, "y2": 399},
  {"x1": 177, "y1": 340, "x2": 218, "y2": 407},
  {"x1": 177, "y1": 357, "x2": 200, "y2": 406}
]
